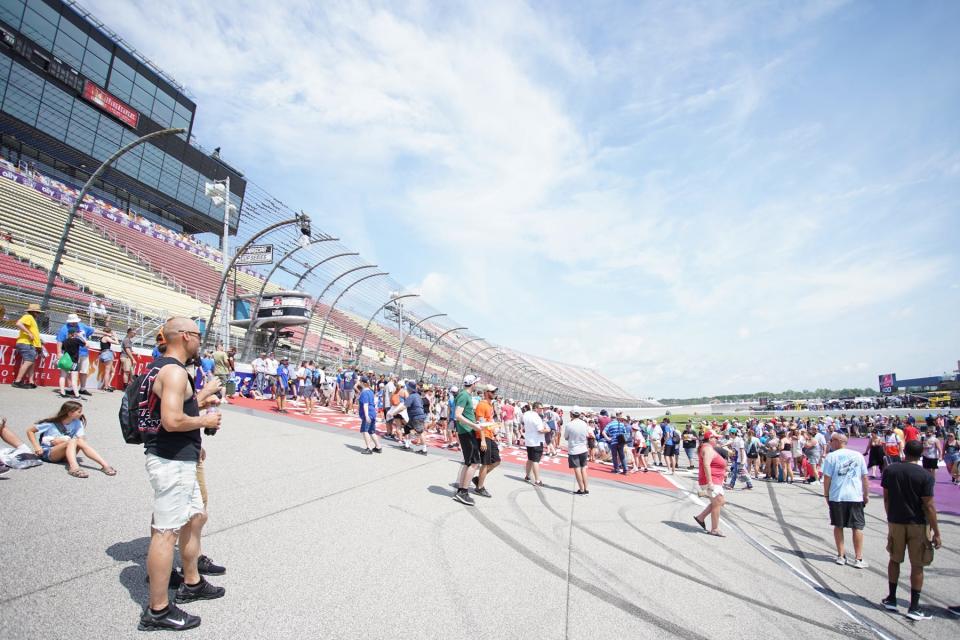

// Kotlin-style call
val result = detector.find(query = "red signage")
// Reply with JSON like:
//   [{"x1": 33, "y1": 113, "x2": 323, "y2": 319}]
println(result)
[{"x1": 82, "y1": 80, "x2": 140, "y2": 128}]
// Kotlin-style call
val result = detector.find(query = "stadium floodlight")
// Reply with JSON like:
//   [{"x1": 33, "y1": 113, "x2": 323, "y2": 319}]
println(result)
[
  {"x1": 206, "y1": 177, "x2": 239, "y2": 349},
  {"x1": 42, "y1": 127, "x2": 186, "y2": 310}
]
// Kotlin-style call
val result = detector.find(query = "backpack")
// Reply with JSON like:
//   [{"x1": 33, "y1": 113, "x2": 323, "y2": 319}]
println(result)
[{"x1": 118, "y1": 365, "x2": 164, "y2": 444}]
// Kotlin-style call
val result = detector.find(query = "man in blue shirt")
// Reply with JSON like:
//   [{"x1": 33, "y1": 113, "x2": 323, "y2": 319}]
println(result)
[
  {"x1": 275, "y1": 357, "x2": 290, "y2": 413},
  {"x1": 56, "y1": 312, "x2": 94, "y2": 395},
  {"x1": 603, "y1": 412, "x2": 629, "y2": 475},
  {"x1": 402, "y1": 380, "x2": 427, "y2": 455},
  {"x1": 662, "y1": 418, "x2": 678, "y2": 474},
  {"x1": 358, "y1": 376, "x2": 381, "y2": 455},
  {"x1": 822, "y1": 433, "x2": 869, "y2": 567}
]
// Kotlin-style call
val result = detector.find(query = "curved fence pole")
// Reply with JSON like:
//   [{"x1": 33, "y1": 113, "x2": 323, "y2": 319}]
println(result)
[
  {"x1": 355, "y1": 294, "x2": 419, "y2": 366},
  {"x1": 391, "y1": 313, "x2": 447, "y2": 376},
  {"x1": 295, "y1": 264, "x2": 376, "y2": 361},
  {"x1": 202, "y1": 213, "x2": 312, "y2": 351},
  {"x1": 460, "y1": 345, "x2": 499, "y2": 382},
  {"x1": 312, "y1": 272, "x2": 389, "y2": 363},
  {"x1": 420, "y1": 327, "x2": 468, "y2": 381},
  {"x1": 239, "y1": 237, "x2": 338, "y2": 360},
  {"x1": 43, "y1": 127, "x2": 186, "y2": 309},
  {"x1": 439, "y1": 337, "x2": 483, "y2": 387}
]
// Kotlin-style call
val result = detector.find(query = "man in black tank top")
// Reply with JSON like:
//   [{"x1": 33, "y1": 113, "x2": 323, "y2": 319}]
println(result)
[{"x1": 139, "y1": 318, "x2": 224, "y2": 632}]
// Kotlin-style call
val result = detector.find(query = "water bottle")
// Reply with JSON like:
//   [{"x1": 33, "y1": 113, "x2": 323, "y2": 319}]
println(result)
[{"x1": 204, "y1": 404, "x2": 220, "y2": 437}]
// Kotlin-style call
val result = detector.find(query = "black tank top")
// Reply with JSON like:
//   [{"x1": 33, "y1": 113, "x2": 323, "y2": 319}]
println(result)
[{"x1": 143, "y1": 357, "x2": 202, "y2": 462}]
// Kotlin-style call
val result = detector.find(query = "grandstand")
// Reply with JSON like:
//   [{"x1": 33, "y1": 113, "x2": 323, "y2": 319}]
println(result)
[{"x1": 0, "y1": 0, "x2": 645, "y2": 407}]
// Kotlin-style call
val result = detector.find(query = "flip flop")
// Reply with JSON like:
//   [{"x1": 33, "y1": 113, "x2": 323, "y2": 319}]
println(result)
[
  {"x1": 68, "y1": 468, "x2": 89, "y2": 478},
  {"x1": 693, "y1": 516, "x2": 706, "y2": 531},
  {"x1": 100, "y1": 466, "x2": 117, "y2": 476},
  {"x1": 708, "y1": 530, "x2": 726, "y2": 537}
]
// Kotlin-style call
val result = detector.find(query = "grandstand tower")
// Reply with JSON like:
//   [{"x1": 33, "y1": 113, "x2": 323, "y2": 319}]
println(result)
[{"x1": 0, "y1": 0, "x2": 244, "y2": 234}]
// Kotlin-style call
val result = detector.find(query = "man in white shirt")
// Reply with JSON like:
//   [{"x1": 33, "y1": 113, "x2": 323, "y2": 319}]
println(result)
[
  {"x1": 264, "y1": 352, "x2": 279, "y2": 399},
  {"x1": 650, "y1": 421, "x2": 664, "y2": 466},
  {"x1": 523, "y1": 403, "x2": 549, "y2": 486},
  {"x1": 251, "y1": 352, "x2": 267, "y2": 395},
  {"x1": 564, "y1": 407, "x2": 590, "y2": 495}
]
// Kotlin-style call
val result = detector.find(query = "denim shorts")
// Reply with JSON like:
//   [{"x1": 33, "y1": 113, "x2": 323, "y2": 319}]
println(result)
[
  {"x1": 15, "y1": 342, "x2": 37, "y2": 362},
  {"x1": 360, "y1": 419, "x2": 377, "y2": 434},
  {"x1": 100, "y1": 350, "x2": 114, "y2": 363},
  {"x1": 145, "y1": 454, "x2": 204, "y2": 532}
]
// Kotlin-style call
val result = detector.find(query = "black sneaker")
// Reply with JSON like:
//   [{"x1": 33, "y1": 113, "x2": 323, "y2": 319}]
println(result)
[
  {"x1": 948, "y1": 606, "x2": 960, "y2": 617},
  {"x1": 197, "y1": 554, "x2": 225, "y2": 576},
  {"x1": 416, "y1": 449, "x2": 427, "y2": 455},
  {"x1": 471, "y1": 476, "x2": 479, "y2": 488},
  {"x1": 373, "y1": 448, "x2": 382, "y2": 454},
  {"x1": 144, "y1": 568, "x2": 184, "y2": 588},
  {"x1": 452, "y1": 490, "x2": 475, "y2": 506},
  {"x1": 175, "y1": 577, "x2": 225, "y2": 603},
  {"x1": 138, "y1": 603, "x2": 200, "y2": 631},
  {"x1": 0, "y1": 461, "x2": 9, "y2": 475},
  {"x1": 474, "y1": 487, "x2": 492, "y2": 498},
  {"x1": 11, "y1": 381, "x2": 25, "y2": 388},
  {"x1": 79, "y1": 389, "x2": 92, "y2": 396},
  {"x1": 881, "y1": 597, "x2": 897, "y2": 611},
  {"x1": 574, "y1": 489, "x2": 584, "y2": 495},
  {"x1": 361, "y1": 448, "x2": 373, "y2": 455},
  {"x1": 905, "y1": 607, "x2": 932, "y2": 621}
]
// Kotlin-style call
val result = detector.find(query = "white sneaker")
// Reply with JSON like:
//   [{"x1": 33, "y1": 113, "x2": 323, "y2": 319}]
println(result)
[
  {"x1": 850, "y1": 558, "x2": 868, "y2": 569},
  {"x1": 835, "y1": 556, "x2": 846, "y2": 566}
]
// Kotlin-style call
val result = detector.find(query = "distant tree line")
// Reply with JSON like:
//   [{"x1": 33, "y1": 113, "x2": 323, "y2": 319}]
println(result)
[{"x1": 659, "y1": 388, "x2": 879, "y2": 405}]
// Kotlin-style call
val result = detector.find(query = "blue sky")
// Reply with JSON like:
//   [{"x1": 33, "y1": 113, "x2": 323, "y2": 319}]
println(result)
[{"x1": 86, "y1": 0, "x2": 960, "y2": 398}]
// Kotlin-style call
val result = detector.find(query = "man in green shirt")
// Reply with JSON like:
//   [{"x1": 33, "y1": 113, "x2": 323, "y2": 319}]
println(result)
[{"x1": 453, "y1": 374, "x2": 481, "y2": 506}]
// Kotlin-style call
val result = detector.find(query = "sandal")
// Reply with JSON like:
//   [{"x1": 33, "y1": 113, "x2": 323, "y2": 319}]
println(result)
[
  {"x1": 693, "y1": 516, "x2": 706, "y2": 531},
  {"x1": 708, "y1": 530, "x2": 726, "y2": 537},
  {"x1": 68, "y1": 468, "x2": 89, "y2": 478},
  {"x1": 101, "y1": 466, "x2": 117, "y2": 476}
]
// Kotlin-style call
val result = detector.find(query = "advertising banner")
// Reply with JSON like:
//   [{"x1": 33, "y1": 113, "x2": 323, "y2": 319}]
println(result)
[
  {"x1": 82, "y1": 80, "x2": 140, "y2": 129},
  {"x1": 878, "y1": 373, "x2": 896, "y2": 394},
  {"x1": 0, "y1": 328, "x2": 154, "y2": 389}
]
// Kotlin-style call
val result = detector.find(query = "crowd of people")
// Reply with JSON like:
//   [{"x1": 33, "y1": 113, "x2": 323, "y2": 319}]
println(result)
[{"x1": 3, "y1": 312, "x2": 958, "y2": 628}]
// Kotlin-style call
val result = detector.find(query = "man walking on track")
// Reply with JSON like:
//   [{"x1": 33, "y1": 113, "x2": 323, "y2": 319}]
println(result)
[
  {"x1": 471, "y1": 383, "x2": 500, "y2": 498},
  {"x1": 822, "y1": 433, "x2": 869, "y2": 568},
  {"x1": 880, "y1": 439, "x2": 942, "y2": 620},
  {"x1": 358, "y1": 376, "x2": 381, "y2": 455},
  {"x1": 453, "y1": 375, "x2": 481, "y2": 506}
]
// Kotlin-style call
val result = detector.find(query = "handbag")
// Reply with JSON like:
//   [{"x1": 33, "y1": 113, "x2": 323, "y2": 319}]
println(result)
[{"x1": 57, "y1": 352, "x2": 74, "y2": 371}]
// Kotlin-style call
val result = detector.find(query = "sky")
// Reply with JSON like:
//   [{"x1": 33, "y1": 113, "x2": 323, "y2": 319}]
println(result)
[{"x1": 84, "y1": 0, "x2": 960, "y2": 398}]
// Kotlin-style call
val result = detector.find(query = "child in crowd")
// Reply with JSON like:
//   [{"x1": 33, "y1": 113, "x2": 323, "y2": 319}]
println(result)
[
  {"x1": 59, "y1": 327, "x2": 85, "y2": 398},
  {"x1": 25, "y1": 401, "x2": 116, "y2": 478}
]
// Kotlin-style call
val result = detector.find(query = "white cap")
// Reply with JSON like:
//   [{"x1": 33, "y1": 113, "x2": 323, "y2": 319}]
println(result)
[
  {"x1": 65, "y1": 313, "x2": 82, "y2": 323},
  {"x1": 570, "y1": 406, "x2": 583, "y2": 416},
  {"x1": 463, "y1": 374, "x2": 478, "y2": 387},
  {"x1": 449, "y1": 386, "x2": 459, "y2": 393}
]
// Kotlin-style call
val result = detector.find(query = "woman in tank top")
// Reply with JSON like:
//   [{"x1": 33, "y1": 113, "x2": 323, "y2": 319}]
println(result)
[{"x1": 694, "y1": 431, "x2": 728, "y2": 537}]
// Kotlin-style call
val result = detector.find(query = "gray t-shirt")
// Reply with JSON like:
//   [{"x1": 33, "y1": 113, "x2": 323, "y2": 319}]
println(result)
[
  {"x1": 565, "y1": 418, "x2": 590, "y2": 455},
  {"x1": 121, "y1": 336, "x2": 133, "y2": 356}
]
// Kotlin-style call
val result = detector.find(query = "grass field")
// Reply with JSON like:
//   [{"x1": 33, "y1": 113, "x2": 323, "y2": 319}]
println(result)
[{"x1": 652, "y1": 413, "x2": 776, "y2": 430}]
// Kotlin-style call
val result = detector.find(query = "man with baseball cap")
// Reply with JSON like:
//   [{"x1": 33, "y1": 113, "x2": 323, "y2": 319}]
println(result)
[
  {"x1": 358, "y1": 376, "x2": 382, "y2": 455},
  {"x1": 471, "y1": 383, "x2": 500, "y2": 498},
  {"x1": 453, "y1": 374, "x2": 481, "y2": 505},
  {"x1": 12, "y1": 303, "x2": 43, "y2": 388},
  {"x1": 565, "y1": 407, "x2": 591, "y2": 494}
]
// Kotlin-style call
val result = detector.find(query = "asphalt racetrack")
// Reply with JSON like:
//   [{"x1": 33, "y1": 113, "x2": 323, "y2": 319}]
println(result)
[{"x1": 1, "y1": 386, "x2": 957, "y2": 639}]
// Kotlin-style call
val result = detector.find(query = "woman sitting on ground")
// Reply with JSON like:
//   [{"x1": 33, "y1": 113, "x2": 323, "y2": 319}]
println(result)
[{"x1": 25, "y1": 400, "x2": 116, "y2": 478}]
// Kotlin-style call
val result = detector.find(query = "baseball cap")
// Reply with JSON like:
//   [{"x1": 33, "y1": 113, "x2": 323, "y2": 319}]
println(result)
[
  {"x1": 703, "y1": 430, "x2": 717, "y2": 440},
  {"x1": 570, "y1": 406, "x2": 583, "y2": 416},
  {"x1": 463, "y1": 374, "x2": 478, "y2": 387},
  {"x1": 481, "y1": 383, "x2": 498, "y2": 392}
]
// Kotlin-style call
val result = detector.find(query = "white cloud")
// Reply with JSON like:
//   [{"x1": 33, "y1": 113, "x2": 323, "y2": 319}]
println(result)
[{"x1": 85, "y1": 0, "x2": 960, "y2": 397}]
